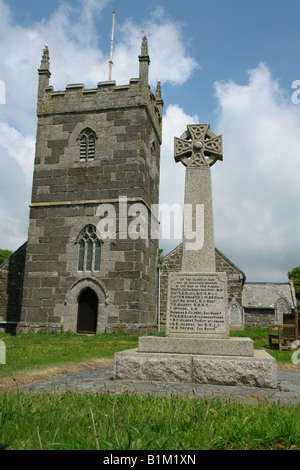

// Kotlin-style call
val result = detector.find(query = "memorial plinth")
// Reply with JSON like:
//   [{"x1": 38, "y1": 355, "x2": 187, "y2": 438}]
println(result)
[
  {"x1": 166, "y1": 272, "x2": 228, "y2": 338},
  {"x1": 114, "y1": 124, "x2": 277, "y2": 389}
]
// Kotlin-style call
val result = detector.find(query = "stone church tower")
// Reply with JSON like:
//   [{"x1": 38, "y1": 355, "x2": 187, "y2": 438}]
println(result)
[{"x1": 17, "y1": 37, "x2": 163, "y2": 334}]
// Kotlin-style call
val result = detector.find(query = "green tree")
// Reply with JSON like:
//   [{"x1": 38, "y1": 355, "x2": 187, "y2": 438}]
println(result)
[
  {"x1": 0, "y1": 249, "x2": 12, "y2": 265},
  {"x1": 290, "y1": 266, "x2": 300, "y2": 300}
]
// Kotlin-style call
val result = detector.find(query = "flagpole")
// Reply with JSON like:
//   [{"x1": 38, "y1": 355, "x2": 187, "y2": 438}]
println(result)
[{"x1": 108, "y1": 10, "x2": 115, "y2": 81}]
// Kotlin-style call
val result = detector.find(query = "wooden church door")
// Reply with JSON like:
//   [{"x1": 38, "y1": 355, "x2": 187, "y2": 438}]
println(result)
[{"x1": 76, "y1": 288, "x2": 98, "y2": 334}]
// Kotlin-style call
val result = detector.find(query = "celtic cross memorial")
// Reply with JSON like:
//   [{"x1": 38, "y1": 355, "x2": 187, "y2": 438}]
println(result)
[
  {"x1": 115, "y1": 123, "x2": 277, "y2": 390},
  {"x1": 166, "y1": 124, "x2": 229, "y2": 338},
  {"x1": 174, "y1": 124, "x2": 222, "y2": 272}
]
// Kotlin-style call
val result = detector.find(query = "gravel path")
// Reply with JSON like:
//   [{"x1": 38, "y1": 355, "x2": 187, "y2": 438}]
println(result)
[{"x1": 22, "y1": 366, "x2": 300, "y2": 405}]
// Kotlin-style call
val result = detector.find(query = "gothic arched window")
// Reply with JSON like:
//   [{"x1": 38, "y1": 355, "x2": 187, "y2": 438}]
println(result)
[
  {"x1": 80, "y1": 128, "x2": 96, "y2": 161},
  {"x1": 78, "y1": 225, "x2": 102, "y2": 271}
]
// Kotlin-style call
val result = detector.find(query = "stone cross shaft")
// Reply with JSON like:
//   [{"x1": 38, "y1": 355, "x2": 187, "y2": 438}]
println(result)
[{"x1": 174, "y1": 124, "x2": 223, "y2": 273}]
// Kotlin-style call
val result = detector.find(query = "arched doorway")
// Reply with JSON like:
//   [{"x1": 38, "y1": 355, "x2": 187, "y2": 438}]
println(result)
[{"x1": 76, "y1": 288, "x2": 98, "y2": 334}]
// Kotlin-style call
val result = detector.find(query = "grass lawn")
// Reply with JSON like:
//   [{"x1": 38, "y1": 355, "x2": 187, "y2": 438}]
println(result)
[
  {"x1": 0, "y1": 328, "x2": 297, "y2": 382},
  {"x1": 0, "y1": 331, "x2": 138, "y2": 382},
  {"x1": 0, "y1": 392, "x2": 300, "y2": 450},
  {"x1": 230, "y1": 328, "x2": 299, "y2": 366},
  {"x1": 0, "y1": 328, "x2": 299, "y2": 450}
]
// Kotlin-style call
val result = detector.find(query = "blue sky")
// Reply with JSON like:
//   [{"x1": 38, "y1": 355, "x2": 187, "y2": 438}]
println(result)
[{"x1": 0, "y1": 0, "x2": 300, "y2": 282}]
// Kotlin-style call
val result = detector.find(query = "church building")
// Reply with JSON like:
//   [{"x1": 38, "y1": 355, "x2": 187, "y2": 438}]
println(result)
[
  {"x1": 0, "y1": 38, "x2": 297, "y2": 335},
  {"x1": 0, "y1": 37, "x2": 163, "y2": 335}
]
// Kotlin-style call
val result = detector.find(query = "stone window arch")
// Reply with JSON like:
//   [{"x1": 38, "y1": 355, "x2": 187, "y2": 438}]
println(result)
[
  {"x1": 79, "y1": 128, "x2": 96, "y2": 161},
  {"x1": 77, "y1": 225, "x2": 102, "y2": 271}
]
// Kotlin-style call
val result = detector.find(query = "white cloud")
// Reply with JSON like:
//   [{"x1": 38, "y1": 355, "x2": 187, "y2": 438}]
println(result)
[
  {"x1": 115, "y1": 9, "x2": 199, "y2": 86},
  {"x1": 158, "y1": 104, "x2": 199, "y2": 254},
  {"x1": 0, "y1": 0, "x2": 110, "y2": 131},
  {"x1": 0, "y1": 139, "x2": 31, "y2": 249},
  {"x1": 213, "y1": 63, "x2": 300, "y2": 281},
  {"x1": 0, "y1": 122, "x2": 35, "y2": 185},
  {"x1": 0, "y1": 207, "x2": 28, "y2": 250}
]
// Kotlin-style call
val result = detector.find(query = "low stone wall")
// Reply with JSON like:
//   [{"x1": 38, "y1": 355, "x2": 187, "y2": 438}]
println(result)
[{"x1": 244, "y1": 309, "x2": 274, "y2": 328}]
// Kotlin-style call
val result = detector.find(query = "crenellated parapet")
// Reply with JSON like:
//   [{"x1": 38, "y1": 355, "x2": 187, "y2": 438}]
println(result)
[
  {"x1": 37, "y1": 36, "x2": 163, "y2": 141},
  {"x1": 38, "y1": 78, "x2": 163, "y2": 142}
]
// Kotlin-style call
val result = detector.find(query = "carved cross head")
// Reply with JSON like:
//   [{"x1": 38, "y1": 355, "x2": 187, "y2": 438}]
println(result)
[{"x1": 174, "y1": 124, "x2": 223, "y2": 167}]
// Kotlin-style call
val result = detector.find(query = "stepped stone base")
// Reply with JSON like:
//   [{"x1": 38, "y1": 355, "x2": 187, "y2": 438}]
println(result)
[
  {"x1": 138, "y1": 335, "x2": 254, "y2": 357},
  {"x1": 114, "y1": 347, "x2": 277, "y2": 389}
]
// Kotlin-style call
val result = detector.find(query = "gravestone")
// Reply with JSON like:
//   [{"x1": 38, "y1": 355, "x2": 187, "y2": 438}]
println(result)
[
  {"x1": 114, "y1": 124, "x2": 277, "y2": 388},
  {"x1": 229, "y1": 298, "x2": 244, "y2": 330}
]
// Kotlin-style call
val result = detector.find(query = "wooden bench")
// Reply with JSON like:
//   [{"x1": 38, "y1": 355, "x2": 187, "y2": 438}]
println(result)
[{"x1": 268, "y1": 312, "x2": 299, "y2": 351}]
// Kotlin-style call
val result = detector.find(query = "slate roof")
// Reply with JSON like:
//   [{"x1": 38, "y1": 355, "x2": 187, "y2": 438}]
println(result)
[{"x1": 242, "y1": 282, "x2": 298, "y2": 309}]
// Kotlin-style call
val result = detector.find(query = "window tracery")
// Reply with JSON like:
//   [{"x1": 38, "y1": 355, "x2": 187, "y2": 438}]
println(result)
[{"x1": 78, "y1": 225, "x2": 101, "y2": 271}]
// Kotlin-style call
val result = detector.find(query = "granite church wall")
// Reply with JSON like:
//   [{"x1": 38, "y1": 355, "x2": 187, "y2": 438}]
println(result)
[
  {"x1": 244, "y1": 309, "x2": 275, "y2": 328},
  {"x1": 18, "y1": 39, "x2": 162, "y2": 335},
  {"x1": 19, "y1": 201, "x2": 159, "y2": 335},
  {"x1": 0, "y1": 243, "x2": 26, "y2": 333}
]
